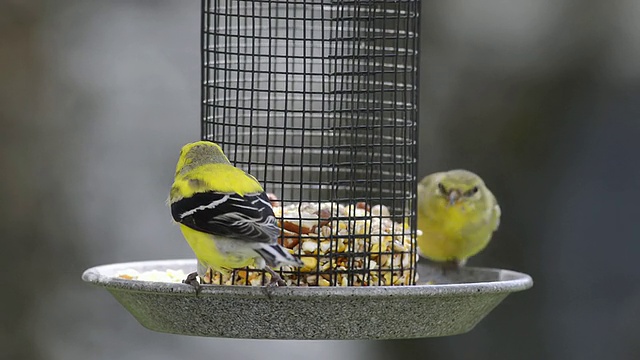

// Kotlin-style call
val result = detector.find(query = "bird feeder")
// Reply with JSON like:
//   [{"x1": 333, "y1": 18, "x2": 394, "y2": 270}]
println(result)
[{"x1": 82, "y1": 0, "x2": 532, "y2": 339}]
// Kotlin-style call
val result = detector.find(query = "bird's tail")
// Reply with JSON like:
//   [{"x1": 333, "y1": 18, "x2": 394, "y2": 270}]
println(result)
[{"x1": 254, "y1": 244, "x2": 303, "y2": 268}]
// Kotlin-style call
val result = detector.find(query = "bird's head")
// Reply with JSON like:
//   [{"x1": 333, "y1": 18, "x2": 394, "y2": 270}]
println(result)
[
  {"x1": 175, "y1": 140, "x2": 230, "y2": 176},
  {"x1": 420, "y1": 169, "x2": 487, "y2": 209}
]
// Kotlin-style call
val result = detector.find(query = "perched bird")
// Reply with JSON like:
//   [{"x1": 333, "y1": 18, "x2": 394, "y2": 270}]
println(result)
[
  {"x1": 168, "y1": 141, "x2": 302, "y2": 291},
  {"x1": 417, "y1": 169, "x2": 501, "y2": 269}
]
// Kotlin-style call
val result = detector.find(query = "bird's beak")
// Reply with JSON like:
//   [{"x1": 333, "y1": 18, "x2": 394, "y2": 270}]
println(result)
[{"x1": 448, "y1": 190, "x2": 461, "y2": 206}]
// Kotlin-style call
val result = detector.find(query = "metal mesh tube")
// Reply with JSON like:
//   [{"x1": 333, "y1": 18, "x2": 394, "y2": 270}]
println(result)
[{"x1": 201, "y1": 0, "x2": 420, "y2": 286}]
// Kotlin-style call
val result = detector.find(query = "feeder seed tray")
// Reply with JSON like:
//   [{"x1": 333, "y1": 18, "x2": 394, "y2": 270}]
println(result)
[{"x1": 82, "y1": 259, "x2": 532, "y2": 339}]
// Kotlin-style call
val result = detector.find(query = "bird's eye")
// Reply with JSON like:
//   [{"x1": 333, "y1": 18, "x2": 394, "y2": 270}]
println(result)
[
  {"x1": 437, "y1": 183, "x2": 447, "y2": 194},
  {"x1": 465, "y1": 186, "x2": 479, "y2": 196}
]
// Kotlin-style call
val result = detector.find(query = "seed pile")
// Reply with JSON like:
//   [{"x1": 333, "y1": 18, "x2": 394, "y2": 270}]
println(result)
[
  {"x1": 203, "y1": 198, "x2": 419, "y2": 286},
  {"x1": 116, "y1": 268, "x2": 187, "y2": 283}
]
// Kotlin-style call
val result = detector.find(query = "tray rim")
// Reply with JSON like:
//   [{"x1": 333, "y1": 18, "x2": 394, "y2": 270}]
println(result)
[{"x1": 82, "y1": 258, "x2": 534, "y2": 298}]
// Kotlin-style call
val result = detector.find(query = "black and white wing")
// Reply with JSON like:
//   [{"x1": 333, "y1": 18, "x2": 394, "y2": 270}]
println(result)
[{"x1": 170, "y1": 191, "x2": 278, "y2": 244}]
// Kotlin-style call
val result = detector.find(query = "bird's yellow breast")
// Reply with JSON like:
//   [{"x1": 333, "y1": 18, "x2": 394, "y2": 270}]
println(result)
[{"x1": 417, "y1": 202, "x2": 493, "y2": 262}]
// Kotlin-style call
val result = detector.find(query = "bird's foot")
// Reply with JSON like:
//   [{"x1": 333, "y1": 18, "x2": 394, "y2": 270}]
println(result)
[
  {"x1": 182, "y1": 271, "x2": 202, "y2": 296},
  {"x1": 261, "y1": 267, "x2": 286, "y2": 299},
  {"x1": 265, "y1": 267, "x2": 286, "y2": 287},
  {"x1": 440, "y1": 259, "x2": 463, "y2": 276}
]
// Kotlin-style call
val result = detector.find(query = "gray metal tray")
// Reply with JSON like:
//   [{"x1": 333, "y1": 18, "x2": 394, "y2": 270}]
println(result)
[{"x1": 82, "y1": 259, "x2": 532, "y2": 339}]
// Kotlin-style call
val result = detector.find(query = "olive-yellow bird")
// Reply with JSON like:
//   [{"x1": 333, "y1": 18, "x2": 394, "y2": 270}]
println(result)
[
  {"x1": 169, "y1": 141, "x2": 302, "y2": 290},
  {"x1": 417, "y1": 169, "x2": 501, "y2": 269}
]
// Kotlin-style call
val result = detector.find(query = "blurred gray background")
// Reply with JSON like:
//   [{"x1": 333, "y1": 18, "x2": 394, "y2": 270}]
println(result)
[{"x1": 1, "y1": 0, "x2": 638, "y2": 359}]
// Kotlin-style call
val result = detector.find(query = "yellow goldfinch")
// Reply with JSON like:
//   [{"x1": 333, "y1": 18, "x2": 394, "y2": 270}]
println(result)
[
  {"x1": 169, "y1": 141, "x2": 302, "y2": 290},
  {"x1": 417, "y1": 169, "x2": 501, "y2": 269}
]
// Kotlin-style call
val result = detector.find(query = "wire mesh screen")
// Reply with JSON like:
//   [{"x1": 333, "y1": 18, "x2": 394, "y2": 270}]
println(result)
[{"x1": 201, "y1": 0, "x2": 420, "y2": 286}]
